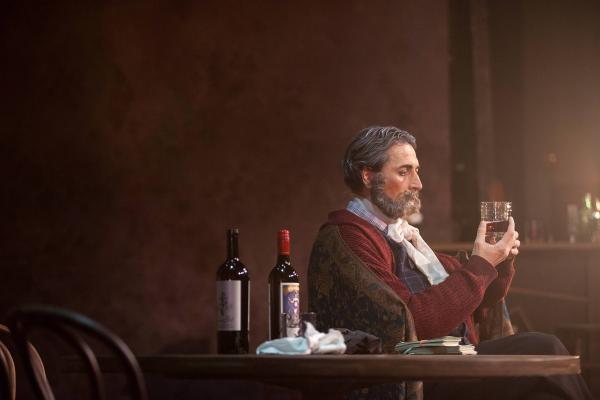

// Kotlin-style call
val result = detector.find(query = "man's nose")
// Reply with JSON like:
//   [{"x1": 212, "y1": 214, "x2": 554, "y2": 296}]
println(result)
[{"x1": 411, "y1": 173, "x2": 423, "y2": 191}]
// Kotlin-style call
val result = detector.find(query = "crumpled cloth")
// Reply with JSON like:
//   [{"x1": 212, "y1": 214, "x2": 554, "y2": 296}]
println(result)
[
  {"x1": 387, "y1": 218, "x2": 449, "y2": 285},
  {"x1": 336, "y1": 328, "x2": 382, "y2": 354},
  {"x1": 256, "y1": 322, "x2": 346, "y2": 355},
  {"x1": 255, "y1": 336, "x2": 311, "y2": 355}
]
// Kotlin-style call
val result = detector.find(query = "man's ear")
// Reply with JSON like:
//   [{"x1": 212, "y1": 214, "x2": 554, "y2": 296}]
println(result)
[{"x1": 361, "y1": 168, "x2": 375, "y2": 189}]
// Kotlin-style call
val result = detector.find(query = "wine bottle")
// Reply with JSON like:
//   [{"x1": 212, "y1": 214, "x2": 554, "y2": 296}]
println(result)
[
  {"x1": 216, "y1": 228, "x2": 250, "y2": 354},
  {"x1": 268, "y1": 229, "x2": 300, "y2": 339}
]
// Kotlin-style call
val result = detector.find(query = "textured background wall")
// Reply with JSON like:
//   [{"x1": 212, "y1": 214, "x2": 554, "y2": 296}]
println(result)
[
  {"x1": 489, "y1": 0, "x2": 600, "y2": 240},
  {"x1": 0, "y1": 1, "x2": 451, "y2": 353},
  {"x1": 519, "y1": 0, "x2": 600, "y2": 238}
]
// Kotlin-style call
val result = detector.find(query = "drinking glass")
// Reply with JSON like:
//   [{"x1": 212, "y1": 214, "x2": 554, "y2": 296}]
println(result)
[{"x1": 480, "y1": 201, "x2": 512, "y2": 243}]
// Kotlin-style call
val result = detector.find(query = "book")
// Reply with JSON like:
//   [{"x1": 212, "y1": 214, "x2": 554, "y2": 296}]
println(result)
[
  {"x1": 394, "y1": 336, "x2": 477, "y2": 355},
  {"x1": 405, "y1": 345, "x2": 477, "y2": 355}
]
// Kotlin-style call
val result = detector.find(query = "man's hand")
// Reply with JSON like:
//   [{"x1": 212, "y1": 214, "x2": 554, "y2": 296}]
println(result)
[{"x1": 472, "y1": 217, "x2": 520, "y2": 267}]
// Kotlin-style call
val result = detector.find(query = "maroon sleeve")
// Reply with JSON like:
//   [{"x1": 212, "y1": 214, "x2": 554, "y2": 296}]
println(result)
[
  {"x1": 338, "y1": 225, "x2": 499, "y2": 340},
  {"x1": 478, "y1": 258, "x2": 515, "y2": 309}
]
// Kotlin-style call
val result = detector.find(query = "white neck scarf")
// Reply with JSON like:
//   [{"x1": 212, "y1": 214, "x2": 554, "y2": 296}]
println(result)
[{"x1": 347, "y1": 197, "x2": 449, "y2": 285}]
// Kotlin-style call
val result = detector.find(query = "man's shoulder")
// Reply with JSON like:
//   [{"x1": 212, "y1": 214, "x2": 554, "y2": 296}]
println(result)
[
  {"x1": 312, "y1": 209, "x2": 393, "y2": 268},
  {"x1": 319, "y1": 209, "x2": 388, "y2": 249},
  {"x1": 324, "y1": 209, "x2": 376, "y2": 230}
]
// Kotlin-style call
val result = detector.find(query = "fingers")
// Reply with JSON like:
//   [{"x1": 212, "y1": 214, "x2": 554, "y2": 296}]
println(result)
[
  {"x1": 505, "y1": 236, "x2": 521, "y2": 260},
  {"x1": 499, "y1": 217, "x2": 517, "y2": 245},
  {"x1": 495, "y1": 218, "x2": 520, "y2": 260},
  {"x1": 506, "y1": 217, "x2": 515, "y2": 233},
  {"x1": 473, "y1": 217, "x2": 520, "y2": 266},
  {"x1": 475, "y1": 220, "x2": 488, "y2": 242}
]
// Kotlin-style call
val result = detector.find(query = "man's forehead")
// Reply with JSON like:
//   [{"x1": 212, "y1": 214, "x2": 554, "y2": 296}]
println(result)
[{"x1": 386, "y1": 143, "x2": 419, "y2": 165}]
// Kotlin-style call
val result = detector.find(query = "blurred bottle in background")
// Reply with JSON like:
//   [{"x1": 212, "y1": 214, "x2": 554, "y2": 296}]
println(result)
[
  {"x1": 569, "y1": 193, "x2": 600, "y2": 243},
  {"x1": 594, "y1": 196, "x2": 600, "y2": 242},
  {"x1": 578, "y1": 193, "x2": 594, "y2": 242},
  {"x1": 566, "y1": 204, "x2": 578, "y2": 244}
]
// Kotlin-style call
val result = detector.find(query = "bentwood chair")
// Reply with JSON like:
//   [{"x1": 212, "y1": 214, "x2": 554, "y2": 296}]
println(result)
[
  {"x1": 6, "y1": 305, "x2": 148, "y2": 400},
  {"x1": 0, "y1": 325, "x2": 16, "y2": 400},
  {"x1": 1, "y1": 323, "x2": 48, "y2": 400}
]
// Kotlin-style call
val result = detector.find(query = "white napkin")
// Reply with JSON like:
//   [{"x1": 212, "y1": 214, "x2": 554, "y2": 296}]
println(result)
[
  {"x1": 303, "y1": 322, "x2": 346, "y2": 354},
  {"x1": 387, "y1": 218, "x2": 449, "y2": 285}
]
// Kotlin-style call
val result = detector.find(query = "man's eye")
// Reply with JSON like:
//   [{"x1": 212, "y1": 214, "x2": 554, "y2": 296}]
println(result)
[{"x1": 398, "y1": 170, "x2": 408, "y2": 176}]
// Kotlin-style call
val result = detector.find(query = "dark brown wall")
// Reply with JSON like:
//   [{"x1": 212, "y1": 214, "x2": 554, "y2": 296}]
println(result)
[
  {"x1": 489, "y1": 0, "x2": 600, "y2": 238},
  {"x1": 520, "y1": 0, "x2": 600, "y2": 237},
  {"x1": 1, "y1": 1, "x2": 451, "y2": 352}
]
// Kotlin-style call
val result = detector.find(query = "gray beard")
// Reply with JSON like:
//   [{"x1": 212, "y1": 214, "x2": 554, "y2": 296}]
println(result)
[{"x1": 370, "y1": 173, "x2": 421, "y2": 220}]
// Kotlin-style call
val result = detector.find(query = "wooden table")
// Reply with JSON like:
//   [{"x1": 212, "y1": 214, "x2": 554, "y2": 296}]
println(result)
[{"x1": 63, "y1": 354, "x2": 581, "y2": 399}]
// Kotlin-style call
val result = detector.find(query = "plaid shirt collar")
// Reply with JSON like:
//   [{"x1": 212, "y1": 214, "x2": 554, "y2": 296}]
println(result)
[{"x1": 346, "y1": 197, "x2": 393, "y2": 233}]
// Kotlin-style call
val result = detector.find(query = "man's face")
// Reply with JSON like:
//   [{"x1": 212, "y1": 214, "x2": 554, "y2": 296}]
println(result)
[{"x1": 366, "y1": 143, "x2": 423, "y2": 219}]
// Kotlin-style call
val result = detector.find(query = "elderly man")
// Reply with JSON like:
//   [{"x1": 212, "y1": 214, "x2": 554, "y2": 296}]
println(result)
[{"x1": 308, "y1": 126, "x2": 592, "y2": 400}]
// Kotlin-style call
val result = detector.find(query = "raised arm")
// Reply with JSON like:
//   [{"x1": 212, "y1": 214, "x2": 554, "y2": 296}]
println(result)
[{"x1": 338, "y1": 224, "x2": 498, "y2": 340}]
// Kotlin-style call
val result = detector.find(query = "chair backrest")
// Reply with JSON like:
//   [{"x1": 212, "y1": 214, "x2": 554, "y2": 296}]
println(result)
[
  {"x1": 0, "y1": 324, "x2": 16, "y2": 400},
  {"x1": 1, "y1": 323, "x2": 49, "y2": 400},
  {"x1": 308, "y1": 225, "x2": 421, "y2": 400},
  {"x1": 6, "y1": 305, "x2": 148, "y2": 400},
  {"x1": 308, "y1": 225, "x2": 417, "y2": 350}
]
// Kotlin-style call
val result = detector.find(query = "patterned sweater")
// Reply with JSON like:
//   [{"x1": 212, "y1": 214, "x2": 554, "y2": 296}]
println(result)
[{"x1": 317, "y1": 210, "x2": 515, "y2": 345}]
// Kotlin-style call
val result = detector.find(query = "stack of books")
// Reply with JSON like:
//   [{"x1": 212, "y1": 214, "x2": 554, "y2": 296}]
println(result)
[{"x1": 394, "y1": 336, "x2": 477, "y2": 355}]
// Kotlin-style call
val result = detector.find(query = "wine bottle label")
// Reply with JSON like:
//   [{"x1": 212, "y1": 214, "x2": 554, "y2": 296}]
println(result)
[
  {"x1": 216, "y1": 280, "x2": 241, "y2": 331},
  {"x1": 280, "y1": 282, "x2": 300, "y2": 337}
]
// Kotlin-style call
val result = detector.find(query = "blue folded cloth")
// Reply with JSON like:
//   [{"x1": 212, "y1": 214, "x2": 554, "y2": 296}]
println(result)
[
  {"x1": 256, "y1": 322, "x2": 346, "y2": 355},
  {"x1": 256, "y1": 337, "x2": 310, "y2": 355}
]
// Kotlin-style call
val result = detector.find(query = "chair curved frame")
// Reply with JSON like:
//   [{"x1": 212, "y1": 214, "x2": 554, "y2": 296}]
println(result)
[
  {"x1": 1, "y1": 324, "x2": 49, "y2": 400},
  {"x1": 0, "y1": 324, "x2": 16, "y2": 400},
  {"x1": 7, "y1": 305, "x2": 148, "y2": 400}
]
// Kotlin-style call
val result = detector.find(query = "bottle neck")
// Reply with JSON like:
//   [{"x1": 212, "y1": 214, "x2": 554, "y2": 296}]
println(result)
[
  {"x1": 227, "y1": 230, "x2": 239, "y2": 259},
  {"x1": 276, "y1": 254, "x2": 291, "y2": 264},
  {"x1": 277, "y1": 229, "x2": 290, "y2": 256}
]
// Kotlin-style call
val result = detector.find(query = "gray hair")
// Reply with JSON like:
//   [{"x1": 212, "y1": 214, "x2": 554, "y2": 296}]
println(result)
[{"x1": 342, "y1": 126, "x2": 417, "y2": 194}]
